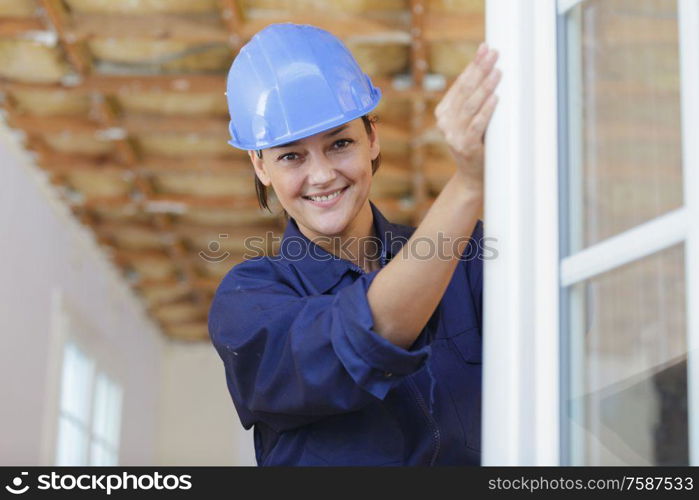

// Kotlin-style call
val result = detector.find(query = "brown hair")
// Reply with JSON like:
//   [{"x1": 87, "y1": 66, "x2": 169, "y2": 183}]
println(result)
[{"x1": 253, "y1": 114, "x2": 381, "y2": 220}]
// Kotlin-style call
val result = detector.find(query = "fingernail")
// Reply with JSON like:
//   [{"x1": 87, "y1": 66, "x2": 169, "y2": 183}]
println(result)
[{"x1": 476, "y1": 42, "x2": 486, "y2": 57}]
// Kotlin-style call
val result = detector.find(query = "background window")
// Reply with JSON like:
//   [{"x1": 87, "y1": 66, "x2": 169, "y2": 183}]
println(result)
[
  {"x1": 559, "y1": 0, "x2": 690, "y2": 465},
  {"x1": 55, "y1": 341, "x2": 123, "y2": 466}
]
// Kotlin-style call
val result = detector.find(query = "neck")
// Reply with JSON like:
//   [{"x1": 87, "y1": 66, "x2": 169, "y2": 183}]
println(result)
[{"x1": 297, "y1": 201, "x2": 381, "y2": 273}]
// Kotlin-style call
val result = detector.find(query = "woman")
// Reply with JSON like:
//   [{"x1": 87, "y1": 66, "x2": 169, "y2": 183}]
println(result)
[{"x1": 209, "y1": 22, "x2": 500, "y2": 466}]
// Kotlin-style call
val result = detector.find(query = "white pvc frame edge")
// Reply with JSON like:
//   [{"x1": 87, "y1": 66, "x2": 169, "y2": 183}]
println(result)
[
  {"x1": 557, "y1": 0, "x2": 583, "y2": 15},
  {"x1": 678, "y1": 0, "x2": 699, "y2": 467},
  {"x1": 560, "y1": 208, "x2": 688, "y2": 287},
  {"x1": 484, "y1": 0, "x2": 560, "y2": 465}
]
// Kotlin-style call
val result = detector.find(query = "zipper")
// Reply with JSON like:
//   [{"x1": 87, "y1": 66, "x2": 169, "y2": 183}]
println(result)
[
  {"x1": 355, "y1": 243, "x2": 441, "y2": 463},
  {"x1": 407, "y1": 376, "x2": 441, "y2": 466},
  {"x1": 349, "y1": 241, "x2": 388, "y2": 274}
]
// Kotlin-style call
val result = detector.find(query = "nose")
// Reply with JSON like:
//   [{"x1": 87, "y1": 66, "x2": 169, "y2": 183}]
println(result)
[{"x1": 306, "y1": 152, "x2": 337, "y2": 186}]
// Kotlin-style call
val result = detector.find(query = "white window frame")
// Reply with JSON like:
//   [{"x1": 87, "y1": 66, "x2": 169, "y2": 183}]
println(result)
[
  {"x1": 483, "y1": 0, "x2": 560, "y2": 466},
  {"x1": 678, "y1": 0, "x2": 699, "y2": 468},
  {"x1": 483, "y1": 0, "x2": 699, "y2": 465}
]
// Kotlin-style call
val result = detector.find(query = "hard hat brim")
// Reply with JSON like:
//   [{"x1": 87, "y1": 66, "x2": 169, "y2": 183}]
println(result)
[{"x1": 227, "y1": 87, "x2": 382, "y2": 151}]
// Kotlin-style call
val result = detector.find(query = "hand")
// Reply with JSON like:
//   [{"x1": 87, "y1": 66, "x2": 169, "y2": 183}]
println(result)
[{"x1": 434, "y1": 42, "x2": 501, "y2": 190}]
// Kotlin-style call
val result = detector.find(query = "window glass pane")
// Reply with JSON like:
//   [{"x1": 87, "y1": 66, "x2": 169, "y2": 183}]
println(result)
[
  {"x1": 91, "y1": 373, "x2": 123, "y2": 449},
  {"x1": 58, "y1": 342, "x2": 94, "y2": 423},
  {"x1": 90, "y1": 441, "x2": 117, "y2": 466},
  {"x1": 563, "y1": 244, "x2": 688, "y2": 465},
  {"x1": 55, "y1": 416, "x2": 88, "y2": 466},
  {"x1": 562, "y1": 0, "x2": 683, "y2": 255},
  {"x1": 92, "y1": 374, "x2": 109, "y2": 440}
]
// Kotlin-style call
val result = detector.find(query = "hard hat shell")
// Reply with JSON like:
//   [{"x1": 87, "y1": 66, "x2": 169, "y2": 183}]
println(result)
[{"x1": 226, "y1": 22, "x2": 382, "y2": 151}]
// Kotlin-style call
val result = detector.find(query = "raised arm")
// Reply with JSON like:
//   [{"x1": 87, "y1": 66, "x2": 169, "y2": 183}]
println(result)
[
  {"x1": 208, "y1": 259, "x2": 431, "y2": 432},
  {"x1": 367, "y1": 43, "x2": 499, "y2": 349}
]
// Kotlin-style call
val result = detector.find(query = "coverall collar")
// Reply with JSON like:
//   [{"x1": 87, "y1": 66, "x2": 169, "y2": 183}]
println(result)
[{"x1": 278, "y1": 200, "x2": 415, "y2": 294}]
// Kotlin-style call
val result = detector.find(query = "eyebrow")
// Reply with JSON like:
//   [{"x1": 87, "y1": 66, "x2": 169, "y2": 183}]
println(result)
[{"x1": 270, "y1": 124, "x2": 350, "y2": 150}]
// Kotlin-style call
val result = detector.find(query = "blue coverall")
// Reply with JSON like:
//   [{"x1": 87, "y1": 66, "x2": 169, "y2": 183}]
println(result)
[{"x1": 208, "y1": 200, "x2": 484, "y2": 465}]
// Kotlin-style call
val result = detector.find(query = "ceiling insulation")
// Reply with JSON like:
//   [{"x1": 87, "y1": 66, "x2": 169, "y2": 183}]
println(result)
[
  {"x1": 88, "y1": 38, "x2": 232, "y2": 73},
  {"x1": 10, "y1": 88, "x2": 91, "y2": 115},
  {"x1": 0, "y1": 0, "x2": 39, "y2": 18},
  {"x1": 0, "y1": 0, "x2": 484, "y2": 341},
  {"x1": 0, "y1": 40, "x2": 69, "y2": 83}
]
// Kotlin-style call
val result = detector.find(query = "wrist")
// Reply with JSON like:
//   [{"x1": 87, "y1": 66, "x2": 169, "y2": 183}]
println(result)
[{"x1": 445, "y1": 172, "x2": 484, "y2": 205}]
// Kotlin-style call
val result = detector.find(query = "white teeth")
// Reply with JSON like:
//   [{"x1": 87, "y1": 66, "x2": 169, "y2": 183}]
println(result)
[{"x1": 307, "y1": 188, "x2": 343, "y2": 202}]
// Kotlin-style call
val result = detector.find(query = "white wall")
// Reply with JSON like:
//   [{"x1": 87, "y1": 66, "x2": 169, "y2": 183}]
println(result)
[
  {"x1": 0, "y1": 120, "x2": 254, "y2": 466},
  {"x1": 156, "y1": 341, "x2": 256, "y2": 466}
]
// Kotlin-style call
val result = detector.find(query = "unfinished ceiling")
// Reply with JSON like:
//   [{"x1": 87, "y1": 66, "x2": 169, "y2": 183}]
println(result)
[{"x1": 0, "y1": 0, "x2": 484, "y2": 341}]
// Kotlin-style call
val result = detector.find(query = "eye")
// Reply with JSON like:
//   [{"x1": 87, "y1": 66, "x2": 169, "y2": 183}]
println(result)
[
  {"x1": 277, "y1": 152, "x2": 301, "y2": 162},
  {"x1": 333, "y1": 138, "x2": 354, "y2": 149}
]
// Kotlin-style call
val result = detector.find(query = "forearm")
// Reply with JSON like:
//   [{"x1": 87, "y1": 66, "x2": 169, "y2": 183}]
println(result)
[{"x1": 367, "y1": 174, "x2": 483, "y2": 349}]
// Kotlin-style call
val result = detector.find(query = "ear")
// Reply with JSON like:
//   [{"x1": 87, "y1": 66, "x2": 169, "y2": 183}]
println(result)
[
  {"x1": 368, "y1": 121, "x2": 380, "y2": 162},
  {"x1": 248, "y1": 150, "x2": 272, "y2": 186}
]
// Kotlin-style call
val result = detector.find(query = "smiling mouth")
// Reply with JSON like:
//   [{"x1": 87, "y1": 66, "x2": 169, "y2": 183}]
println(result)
[{"x1": 302, "y1": 186, "x2": 348, "y2": 202}]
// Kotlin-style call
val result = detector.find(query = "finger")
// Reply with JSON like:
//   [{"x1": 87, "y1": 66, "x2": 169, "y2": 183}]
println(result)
[
  {"x1": 448, "y1": 49, "x2": 500, "y2": 112},
  {"x1": 474, "y1": 42, "x2": 487, "y2": 61},
  {"x1": 438, "y1": 48, "x2": 497, "y2": 110},
  {"x1": 459, "y1": 67, "x2": 501, "y2": 124},
  {"x1": 465, "y1": 93, "x2": 499, "y2": 145}
]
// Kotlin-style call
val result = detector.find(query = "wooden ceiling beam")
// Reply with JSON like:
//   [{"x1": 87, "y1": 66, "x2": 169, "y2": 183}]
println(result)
[
  {"x1": 81, "y1": 74, "x2": 226, "y2": 94},
  {"x1": 7, "y1": 114, "x2": 229, "y2": 136},
  {"x1": 240, "y1": 14, "x2": 408, "y2": 41},
  {"x1": 0, "y1": 75, "x2": 225, "y2": 94},
  {"x1": 40, "y1": 0, "x2": 90, "y2": 75},
  {"x1": 8, "y1": 114, "x2": 101, "y2": 134},
  {"x1": 409, "y1": 0, "x2": 429, "y2": 225},
  {"x1": 218, "y1": 0, "x2": 244, "y2": 48},
  {"x1": 121, "y1": 114, "x2": 229, "y2": 136},
  {"x1": 33, "y1": 150, "x2": 248, "y2": 170},
  {"x1": 0, "y1": 17, "x2": 45, "y2": 36}
]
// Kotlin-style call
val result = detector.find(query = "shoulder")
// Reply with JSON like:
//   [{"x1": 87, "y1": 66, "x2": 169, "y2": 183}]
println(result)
[
  {"x1": 208, "y1": 256, "x2": 294, "y2": 341},
  {"x1": 214, "y1": 255, "x2": 287, "y2": 296}
]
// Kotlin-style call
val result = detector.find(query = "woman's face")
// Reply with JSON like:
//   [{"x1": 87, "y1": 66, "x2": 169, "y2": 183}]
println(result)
[{"x1": 249, "y1": 117, "x2": 380, "y2": 237}]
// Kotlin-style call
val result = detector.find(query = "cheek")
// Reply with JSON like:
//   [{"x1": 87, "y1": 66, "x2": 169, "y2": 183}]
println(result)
[
  {"x1": 269, "y1": 170, "x2": 304, "y2": 199},
  {"x1": 340, "y1": 150, "x2": 373, "y2": 183}
]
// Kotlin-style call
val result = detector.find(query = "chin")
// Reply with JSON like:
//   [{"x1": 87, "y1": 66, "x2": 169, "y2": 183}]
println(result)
[{"x1": 303, "y1": 211, "x2": 351, "y2": 237}]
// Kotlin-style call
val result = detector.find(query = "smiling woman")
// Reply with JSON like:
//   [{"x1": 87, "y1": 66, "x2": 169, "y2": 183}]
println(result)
[
  {"x1": 248, "y1": 115, "x2": 380, "y2": 241},
  {"x1": 209, "y1": 22, "x2": 500, "y2": 466},
  {"x1": 252, "y1": 114, "x2": 381, "y2": 218}
]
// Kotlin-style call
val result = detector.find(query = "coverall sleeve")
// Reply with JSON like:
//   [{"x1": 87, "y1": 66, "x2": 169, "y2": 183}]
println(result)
[{"x1": 208, "y1": 257, "x2": 431, "y2": 433}]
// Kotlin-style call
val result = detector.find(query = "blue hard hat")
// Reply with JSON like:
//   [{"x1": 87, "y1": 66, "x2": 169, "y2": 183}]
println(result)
[{"x1": 225, "y1": 22, "x2": 382, "y2": 151}]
